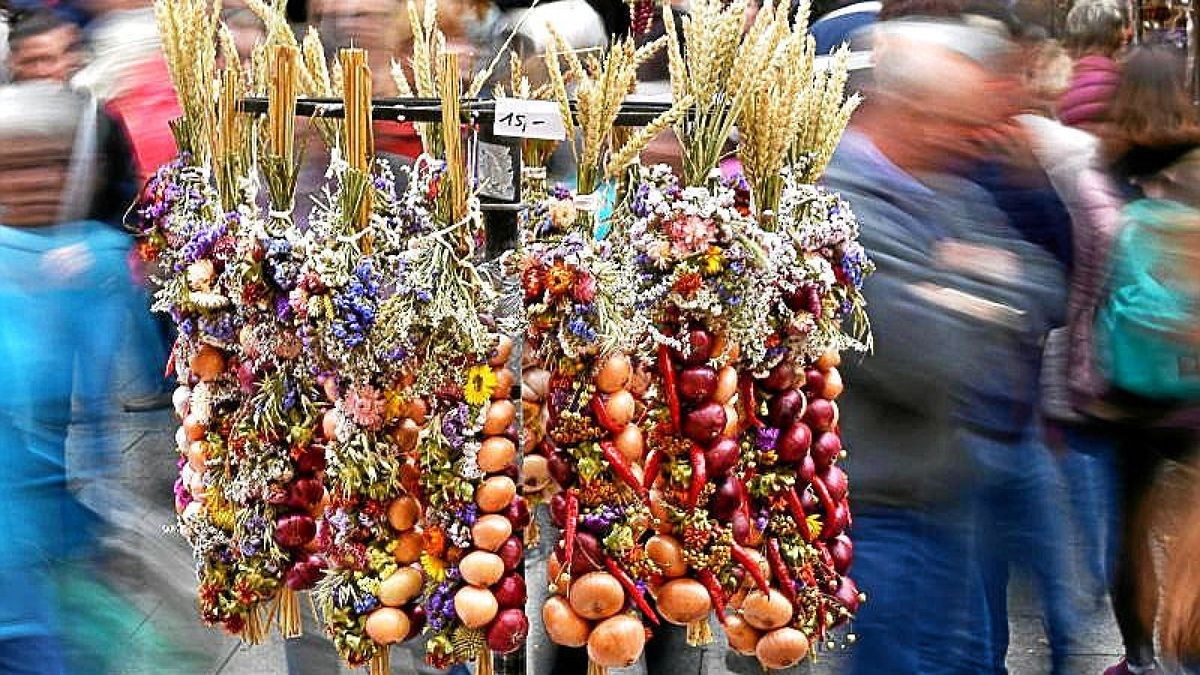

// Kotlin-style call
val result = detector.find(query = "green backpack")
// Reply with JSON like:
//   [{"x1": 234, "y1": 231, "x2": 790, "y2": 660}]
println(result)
[{"x1": 1096, "y1": 199, "x2": 1200, "y2": 400}]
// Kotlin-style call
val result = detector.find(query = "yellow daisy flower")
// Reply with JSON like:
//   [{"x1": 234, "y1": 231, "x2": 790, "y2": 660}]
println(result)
[
  {"x1": 464, "y1": 364, "x2": 497, "y2": 406},
  {"x1": 421, "y1": 553, "x2": 448, "y2": 582}
]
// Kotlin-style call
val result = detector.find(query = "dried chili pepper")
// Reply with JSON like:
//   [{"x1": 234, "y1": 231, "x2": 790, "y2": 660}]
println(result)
[
  {"x1": 643, "y1": 448, "x2": 663, "y2": 490},
  {"x1": 697, "y1": 569, "x2": 729, "y2": 625},
  {"x1": 811, "y1": 474, "x2": 839, "y2": 539},
  {"x1": 563, "y1": 490, "x2": 579, "y2": 572},
  {"x1": 767, "y1": 538, "x2": 798, "y2": 608},
  {"x1": 658, "y1": 344, "x2": 681, "y2": 432},
  {"x1": 601, "y1": 440, "x2": 648, "y2": 501},
  {"x1": 590, "y1": 394, "x2": 626, "y2": 436},
  {"x1": 785, "y1": 487, "x2": 815, "y2": 544},
  {"x1": 731, "y1": 543, "x2": 770, "y2": 596},
  {"x1": 604, "y1": 558, "x2": 660, "y2": 625}
]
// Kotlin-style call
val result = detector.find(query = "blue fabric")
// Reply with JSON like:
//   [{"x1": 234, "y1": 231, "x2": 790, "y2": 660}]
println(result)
[
  {"x1": 965, "y1": 428, "x2": 1080, "y2": 675},
  {"x1": 1059, "y1": 425, "x2": 1118, "y2": 601},
  {"x1": 971, "y1": 160, "x2": 1075, "y2": 271},
  {"x1": 0, "y1": 635, "x2": 67, "y2": 675},
  {"x1": 811, "y1": 11, "x2": 877, "y2": 55},
  {"x1": 848, "y1": 505, "x2": 986, "y2": 675}
]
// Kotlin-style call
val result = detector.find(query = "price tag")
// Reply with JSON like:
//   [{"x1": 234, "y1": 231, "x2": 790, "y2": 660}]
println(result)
[{"x1": 493, "y1": 98, "x2": 566, "y2": 141}]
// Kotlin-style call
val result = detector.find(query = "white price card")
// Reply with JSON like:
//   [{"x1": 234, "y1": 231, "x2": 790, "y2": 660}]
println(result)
[{"x1": 492, "y1": 98, "x2": 567, "y2": 141}]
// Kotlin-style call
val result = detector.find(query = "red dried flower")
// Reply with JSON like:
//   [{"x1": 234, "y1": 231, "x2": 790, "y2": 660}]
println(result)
[{"x1": 672, "y1": 272, "x2": 703, "y2": 297}]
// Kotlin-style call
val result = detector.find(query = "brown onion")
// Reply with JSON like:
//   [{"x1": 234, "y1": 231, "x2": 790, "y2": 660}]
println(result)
[
  {"x1": 392, "y1": 418, "x2": 420, "y2": 452},
  {"x1": 183, "y1": 415, "x2": 206, "y2": 442},
  {"x1": 364, "y1": 607, "x2": 410, "y2": 645},
  {"x1": 587, "y1": 614, "x2": 646, "y2": 668},
  {"x1": 823, "y1": 367, "x2": 844, "y2": 400},
  {"x1": 755, "y1": 627, "x2": 809, "y2": 669},
  {"x1": 478, "y1": 436, "x2": 517, "y2": 473},
  {"x1": 656, "y1": 578, "x2": 712, "y2": 625},
  {"x1": 190, "y1": 345, "x2": 226, "y2": 382},
  {"x1": 714, "y1": 366, "x2": 739, "y2": 404},
  {"x1": 543, "y1": 596, "x2": 591, "y2": 647},
  {"x1": 646, "y1": 534, "x2": 687, "y2": 578},
  {"x1": 569, "y1": 572, "x2": 625, "y2": 620},
  {"x1": 484, "y1": 400, "x2": 516, "y2": 436},
  {"x1": 595, "y1": 354, "x2": 632, "y2": 394},
  {"x1": 724, "y1": 614, "x2": 762, "y2": 656},
  {"x1": 387, "y1": 496, "x2": 421, "y2": 532},
  {"x1": 454, "y1": 586, "x2": 499, "y2": 629},
  {"x1": 604, "y1": 390, "x2": 636, "y2": 427},
  {"x1": 489, "y1": 335, "x2": 514, "y2": 367},
  {"x1": 742, "y1": 589, "x2": 793, "y2": 630},
  {"x1": 522, "y1": 367, "x2": 551, "y2": 402},
  {"x1": 476, "y1": 476, "x2": 517, "y2": 513},
  {"x1": 379, "y1": 567, "x2": 423, "y2": 607},
  {"x1": 492, "y1": 367, "x2": 516, "y2": 401},
  {"x1": 393, "y1": 529, "x2": 424, "y2": 564},
  {"x1": 817, "y1": 350, "x2": 841, "y2": 371},
  {"x1": 615, "y1": 424, "x2": 645, "y2": 463},
  {"x1": 472, "y1": 514, "x2": 513, "y2": 551},
  {"x1": 521, "y1": 454, "x2": 551, "y2": 493},
  {"x1": 460, "y1": 551, "x2": 506, "y2": 587},
  {"x1": 723, "y1": 404, "x2": 739, "y2": 437}
]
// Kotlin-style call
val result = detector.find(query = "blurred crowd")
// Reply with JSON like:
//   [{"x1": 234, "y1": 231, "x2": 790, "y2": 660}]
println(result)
[{"x1": 1, "y1": 0, "x2": 1199, "y2": 674}]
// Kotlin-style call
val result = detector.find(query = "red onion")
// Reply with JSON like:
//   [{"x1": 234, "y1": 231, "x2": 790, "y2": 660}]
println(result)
[
  {"x1": 714, "y1": 476, "x2": 742, "y2": 521},
  {"x1": 487, "y1": 609, "x2": 530, "y2": 654},
  {"x1": 732, "y1": 509, "x2": 762, "y2": 547},
  {"x1": 828, "y1": 535, "x2": 854, "y2": 574},
  {"x1": 503, "y1": 496, "x2": 531, "y2": 530},
  {"x1": 287, "y1": 477, "x2": 325, "y2": 510},
  {"x1": 833, "y1": 575, "x2": 861, "y2": 613},
  {"x1": 497, "y1": 536, "x2": 524, "y2": 572},
  {"x1": 801, "y1": 488, "x2": 820, "y2": 513},
  {"x1": 284, "y1": 557, "x2": 322, "y2": 590},
  {"x1": 811, "y1": 432, "x2": 842, "y2": 472},
  {"x1": 557, "y1": 532, "x2": 603, "y2": 576},
  {"x1": 683, "y1": 402, "x2": 727, "y2": 444},
  {"x1": 776, "y1": 422, "x2": 813, "y2": 463},
  {"x1": 498, "y1": 464, "x2": 520, "y2": 482},
  {"x1": 494, "y1": 573, "x2": 527, "y2": 609},
  {"x1": 704, "y1": 437, "x2": 740, "y2": 477},
  {"x1": 822, "y1": 465, "x2": 848, "y2": 502},
  {"x1": 803, "y1": 368, "x2": 825, "y2": 396},
  {"x1": 549, "y1": 492, "x2": 569, "y2": 528},
  {"x1": 767, "y1": 389, "x2": 807, "y2": 428},
  {"x1": 274, "y1": 514, "x2": 317, "y2": 549},
  {"x1": 293, "y1": 444, "x2": 327, "y2": 474},
  {"x1": 547, "y1": 452, "x2": 576, "y2": 490},
  {"x1": 822, "y1": 501, "x2": 849, "y2": 539},
  {"x1": 407, "y1": 605, "x2": 427, "y2": 639},
  {"x1": 678, "y1": 366, "x2": 718, "y2": 404},
  {"x1": 672, "y1": 328, "x2": 715, "y2": 366},
  {"x1": 760, "y1": 362, "x2": 797, "y2": 393},
  {"x1": 804, "y1": 398, "x2": 837, "y2": 432},
  {"x1": 799, "y1": 454, "x2": 817, "y2": 483}
]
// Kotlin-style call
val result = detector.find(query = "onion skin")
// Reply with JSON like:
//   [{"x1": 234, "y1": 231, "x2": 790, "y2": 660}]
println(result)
[
  {"x1": 755, "y1": 627, "x2": 810, "y2": 669},
  {"x1": 761, "y1": 361, "x2": 798, "y2": 393},
  {"x1": 364, "y1": 607, "x2": 410, "y2": 646},
  {"x1": 713, "y1": 366, "x2": 739, "y2": 404},
  {"x1": 542, "y1": 596, "x2": 591, "y2": 647},
  {"x1": 490, "y1": 335, "x2": 514, "y2": 367},
  {"x1": 803, "y1": 368, "x2": 825, "y2": 397},
  {"x1": 595, "y1": 354, "x2": 632, "y2": 394},
  {"x1": 379, "y1": 567, "x2": 423, "y2": 607},
  {"x1": 705, "y1": 437, "x2": 740, "y2": 477},
  {"x1": 453, "y1": 586, "x2": 499, "y2": 629},
  {"x1": 604, "y1": 390, "x2": 637, "y2": 428},
  {"x1": 569, "y1": 572, "x2": 625, "y2": 620},
  {"x1": 823, "y1": 367, "x2": 844, "y2": 400},
  {"x1": 503, "y1": 496, "x2": 532, "y2": 530},
  {"x1": 822, "y1": 465, "x2": 849, "y2": 502},
  {"x1": 683, "y1": 402, "x2": 727, "y2": 444},
  {"x1": 497, "y1": 536, "x2": 523, "y2": 572},
  {"x1": 767, "y1": 389, "x2": 807, "y2": 428},
  {"x1": 487, "y1": 609, "x2": 529, "y2": 655},
  {"x1": 817, "y1": 350, "x2": 841, "y2": 371},
  {"x1": 476, "y1": 476, "x2": 517, "y2": 513},
  {"x1": 471, "y1": 514, "x2": 513, "y2": 552},
  {"x1": 741, "y1": 589, "x2": 794, "y2": 630},
  {"x1": 776, "y1": 422, "x2": 814, "y2": 463},
  {"x1": 274, "y1": 514, "x2": 317, "y2": 549},
  {"x1": 724, "y1": 614, "x2": 762, "y2": 656},
  {"x1": 714, "y1": 476, "x2": 743, "y2": 522},
  {"x1": 646, "y1": 534, "x2": 687, "y2": 578},
  {"x1": 393, "y1": 529, "x2": 424, "y2": 564},
  {"x1": 478, "y1": 436, "x2": 517, "y2": 473},
  {"x1": 484, "y1": 400, "x2": 516, "y2": 436},
  {"x1": 812, "y1": 432, "x2": 842, "y2": 473},
  {"x1": 656, "y1": 578, "x2": 713, "y2": 626},
  {"x1": 833, "y1": 575, "x2": 862, "y2": 613},
  {"x1": 587, "y1": 615, "x2": 647, "y2": 668},
  {"x1": 522, "y1": 367, "x2": 551, "y2": 402},
  {"x1": 387, "y1": 497, "x2": 421, "y2": 532},
  {"x1": 829, "y1": 534, "x2": 854, "y2": 574},
  {"x1": 672, "y1": 329, "x2": 715, "y2": 366},
  {"x1": 678, "y1": 366, "x2": 718, "y2": 404},
  {"x1": 547, "y1": 449, "x2": 576, "y2": 487},
  {"x1": 558, "y1": 531, "x2": 604, "y2": 576},
  {"x1": 805, "y1": 399, "x2": 839, "y2": 432},
  {"x1": 492, "y1": 368, "x2": 516, "y2": 401},
  {"x1": 615, "y1": 424, "x2": 645, "y2": 463},
  {"x1": 493, "y1": 573, "x2": 527, "y2": 609}
]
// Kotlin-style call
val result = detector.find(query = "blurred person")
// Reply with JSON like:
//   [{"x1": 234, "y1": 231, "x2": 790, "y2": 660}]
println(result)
[
  {"x1": 808, "y1": 0, "x2": 880, "y2": 55},
  {"x1": 1094, "y1": 45, "x2": 1200, "y2": 675},
  {"x1": 817, "y1": 20, "x2": 1028, "y2": 675},
  {"x1": 1058, "y1": 0, "x2": 1130, "y2": 134}
]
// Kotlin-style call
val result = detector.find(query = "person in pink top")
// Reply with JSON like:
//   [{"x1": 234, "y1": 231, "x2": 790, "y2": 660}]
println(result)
[{"x1": 1057, "y1": 0, "x2": 1130, "y2": 135}]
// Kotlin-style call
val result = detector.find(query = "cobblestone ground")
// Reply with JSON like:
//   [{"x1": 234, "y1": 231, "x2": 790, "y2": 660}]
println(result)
[{"x1": 93, "y1": 318, "x2": 1126, "y2": 675}]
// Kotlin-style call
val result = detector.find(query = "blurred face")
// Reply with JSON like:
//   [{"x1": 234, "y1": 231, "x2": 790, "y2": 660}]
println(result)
[
  {"x1": 310, "y1": 0, "x2": 402, "y2": 56},
  {"x1": 9, "y1": 25, "x2": 80, "y2": 83}
]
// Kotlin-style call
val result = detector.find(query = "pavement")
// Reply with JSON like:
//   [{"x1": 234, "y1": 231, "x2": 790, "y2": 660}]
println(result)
[{"x1": 88, "y1": 312, "x2": 1128, "y2": 675}]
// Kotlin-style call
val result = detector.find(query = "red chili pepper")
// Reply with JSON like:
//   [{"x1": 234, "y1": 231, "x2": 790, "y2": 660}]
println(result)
[
  {"x1": 658, "y1": 344, "x2": 681, "y2": 432},
  {"x1": 811, "y1": 475, "x2": 839, "y2": 540},
  {"x1": 687, "y1": 443, "x2": 706, "y2": 508},
  {"x1": 730, "y1": 543, "x2": 770, "y2": 596},
  {"x1": 590, "y1": 395, "x2": 626, "y2": 436},
  {"x1": 697, "y1": 569, "x2": 729, "y2": 625},
  {"x1": 601, "y1": 441, "x2": 648, "y2": 501},
  {"x1": 604, "y1": 557, "x2": 660, "y2": 625},
  {"x1": 164, "y1": 348, "x2": 177, "y2": 379},
  {"x1": 785, "y1": 487, "x2": 815, "y2": 543},
  {"x1": 643, "y1": 448, "x2": 663, "y2": 490},
  {"x1": 739, "y1": 374, "x2": 763, "y2": 428},
  {"x1": 563, "y1": 490, "x2": 579, "y2": 572},
  {"x1": 767, "y1": 538, "x2": 798, "y2": 608}
]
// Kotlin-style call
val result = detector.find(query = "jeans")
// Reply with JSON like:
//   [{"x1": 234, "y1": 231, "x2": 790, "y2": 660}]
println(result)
[
  {"x1": 846, "y1": 504, "x2": 985, "y2": 675},
  {"x1": 966, "y1": 428, "x2": 1079, "y2": 675},
  {"x1": 1058, "y1": 425, "x2": 1118, "y2": 603}
]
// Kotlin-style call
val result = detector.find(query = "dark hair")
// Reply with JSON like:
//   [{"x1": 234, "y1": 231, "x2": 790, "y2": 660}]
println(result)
[
  {"x1": 1063, "y1": 0, "x2": 1128, "y2": 56},
  {"x1": 8, "y1": 8, "x2": 66, "y2": 50},
  {"x1": 1109, "y1": 46, "x2": 1200, "y2": 152},
  {"x1": 878, "y1": 0, "x2": 965, "y2": 20}
]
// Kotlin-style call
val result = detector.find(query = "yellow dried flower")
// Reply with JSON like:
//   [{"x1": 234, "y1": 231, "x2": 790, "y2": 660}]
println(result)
[{"x1": 464, "y1": 365, "x2": 498, "y2": 406}]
